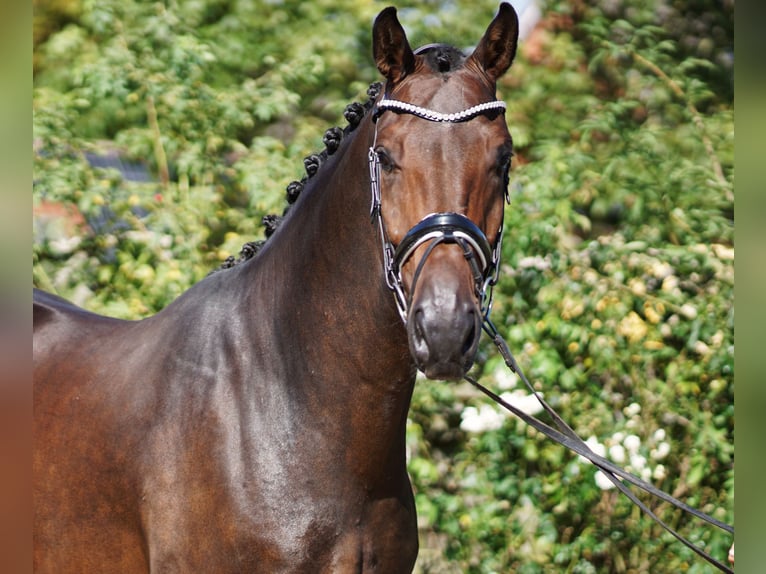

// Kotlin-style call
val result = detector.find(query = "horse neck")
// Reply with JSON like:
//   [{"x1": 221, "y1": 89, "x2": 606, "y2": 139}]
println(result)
[
  {"x1": 237, "y1": 115, "x2": 416, "y2": 466},
  {"x1": 271, "y1": 116, "x2": 411, "y2": 376}
]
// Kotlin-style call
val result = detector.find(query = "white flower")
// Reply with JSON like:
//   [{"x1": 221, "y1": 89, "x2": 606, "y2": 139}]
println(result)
[
  {"x1": 460, "y1": 406, "x2": 480, "y2": 432},
  {"x1": 608, "y1": 444, "x2": 626, "y2": 464},
  {"x1": 623, "y1": 434, "x2": 641, "y2": 454},
  {"x1": 629, "y1": 453, "x2": 647, "y2": 472},
  {"x1": 568, "y1": 463, "x2": 580, "y2": 477},
  {"x1": 694, "y1": 340, "x2": 711, "y2": 356},
  {"x1": 495, "y1": 367, "x2": 518, "y2": 390},
  {"x1": 662, "y1": 275, "x2": 679, "y2": 292},
  {"x1": 460, "y1": 404, "x2": 505, "y2": 433},
  {"x1": 652, "y1": 428, "x2": 666, "y2": 442},
  {"x1": 50, "y1": 236, "x2": 82, "y2": 255},
  {"x1": 499, "y1": 390, "x2": 544, "y2": 416},
  {"x1": 594, "y1": 470, "x2": 616, "y2": 490},
  {"x1": 517, "y1": 255, "x2": 550, "y2": 270},
  {"x1": 680, "y1": 303, "x2": 698, "y2": 320},
  {"x1": 651, "y1": 441, "x2": 671, "y2": 461},
  {"x1": 711, "y1": 331, "x2": 725, "y2": 347},
  {"x1": 623, "y1": 402, "x2": 641, "y2": 417},
  {"x1": 580, "y1": 436, "x2": 606, "y2": 464},
  {"x1": 653, "y1": 464, "x2": 667, "y2": 481},
  {"x1": 587, "y1": 435, "x2": 606, "y2": 457},
  {"x1": 650, "y1": 261, "x2": 674, "y2": 279},
  {"x1": 641, "y1": 467, "x2": 652, "y2": 482},
  {"x1": 712, "y1": 243, "x2": 734, "y2": 261}
]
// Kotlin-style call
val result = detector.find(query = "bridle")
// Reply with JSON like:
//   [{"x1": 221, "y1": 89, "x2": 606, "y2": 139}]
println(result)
[{"x1": 368, "y1": 96, "x2": 508, "y2": 324}]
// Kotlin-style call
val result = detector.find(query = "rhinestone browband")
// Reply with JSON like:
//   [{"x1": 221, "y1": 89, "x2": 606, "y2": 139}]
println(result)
[{"x1": 374, "y1": 98, "x2": 506, "y2": 123}]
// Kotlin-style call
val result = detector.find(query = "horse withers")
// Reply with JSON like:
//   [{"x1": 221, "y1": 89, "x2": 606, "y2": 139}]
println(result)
[{"x1": 33, "y1": 4, "x2": 519, "y2": 572}]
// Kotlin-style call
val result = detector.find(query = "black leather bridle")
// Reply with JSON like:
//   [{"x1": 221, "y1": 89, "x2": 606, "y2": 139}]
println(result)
[{"x1": 368, "y1": 96, "x2": 507, "y2": 323}]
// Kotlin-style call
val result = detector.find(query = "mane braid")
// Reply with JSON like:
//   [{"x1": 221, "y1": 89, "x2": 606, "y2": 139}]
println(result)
[{"x1": 211, "y1": 82, "x2": 383, "y2": 274}]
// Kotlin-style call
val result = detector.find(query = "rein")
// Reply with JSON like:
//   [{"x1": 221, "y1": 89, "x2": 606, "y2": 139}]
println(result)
[
  {"x1": 470, "y1": 316, "x2": 735, "y2": 573},
  {"x1": 369, "y1": 98, "x2": 505, "y2": 322}
]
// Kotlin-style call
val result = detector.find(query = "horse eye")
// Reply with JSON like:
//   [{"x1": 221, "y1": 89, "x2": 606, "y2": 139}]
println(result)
[{"x1": 375, "y1": 147, "x2": 396, "y2": 173}]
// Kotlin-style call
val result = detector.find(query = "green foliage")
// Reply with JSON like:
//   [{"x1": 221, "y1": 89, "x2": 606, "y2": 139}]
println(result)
[{"x1": 33, "y1": 0, "x2": 733, "y2": 571}]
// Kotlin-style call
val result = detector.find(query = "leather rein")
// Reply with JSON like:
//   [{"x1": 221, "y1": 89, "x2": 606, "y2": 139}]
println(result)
[{"x1": 368, "y1": 95, "x2": 734, "y2": 572}]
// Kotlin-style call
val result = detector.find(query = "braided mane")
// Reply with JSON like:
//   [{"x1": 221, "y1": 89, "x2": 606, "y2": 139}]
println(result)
[{"x1": 214, "y1": 82, "x2": 383, "y2": 272}]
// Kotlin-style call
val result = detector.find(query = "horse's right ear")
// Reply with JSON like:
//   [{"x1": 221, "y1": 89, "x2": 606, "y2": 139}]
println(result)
[
  {"x1": 373, "y1": 7, "x2": 416, "y2": 85},
  {"x1": 469, "y1": 2, "x2": 519, "y2": 82}
]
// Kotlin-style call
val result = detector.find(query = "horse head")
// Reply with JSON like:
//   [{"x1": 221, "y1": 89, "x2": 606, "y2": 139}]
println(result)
[{"x1": 371, "y1": 3, "x2": 518, "y2": 380}]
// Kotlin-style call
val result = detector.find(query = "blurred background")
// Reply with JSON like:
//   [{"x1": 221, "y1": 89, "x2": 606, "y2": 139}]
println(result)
[{"x1": 32, "y1": 0, "x2": 733, "y2": 572}]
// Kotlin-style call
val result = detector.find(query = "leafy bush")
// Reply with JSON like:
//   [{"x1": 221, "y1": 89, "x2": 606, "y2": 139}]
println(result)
[{"x1": 33, "y1": 0, "x2": 733, "y2": 572}]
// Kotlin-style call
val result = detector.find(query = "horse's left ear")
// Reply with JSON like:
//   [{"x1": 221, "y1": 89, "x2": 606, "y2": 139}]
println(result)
[
  {"x1": 373, "y1": 6, "x2": 416, "y2": 85},
  {"x1": 468, "y1": 2, "x2": 519, "y2": 82}
]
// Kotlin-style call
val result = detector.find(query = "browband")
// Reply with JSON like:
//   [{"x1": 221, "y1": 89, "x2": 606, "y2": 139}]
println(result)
[{"x1": 374, "y1": 98, "x2": 506, "y2": 123}]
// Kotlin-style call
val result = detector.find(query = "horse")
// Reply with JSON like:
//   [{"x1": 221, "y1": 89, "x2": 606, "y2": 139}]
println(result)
[{"x1": 33, "y1": 4, "x2": 519, "y2": 571}]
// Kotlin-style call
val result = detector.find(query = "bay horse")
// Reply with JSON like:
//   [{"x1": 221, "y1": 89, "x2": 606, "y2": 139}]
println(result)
[{"x1": 33, "y1": 4, "x2": 519, "y2": 571}]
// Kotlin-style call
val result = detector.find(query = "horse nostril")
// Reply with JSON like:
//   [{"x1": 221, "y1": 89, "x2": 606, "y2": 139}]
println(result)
[{"x1": 407, "y1": 300, "x2": 481, "y2": 376}]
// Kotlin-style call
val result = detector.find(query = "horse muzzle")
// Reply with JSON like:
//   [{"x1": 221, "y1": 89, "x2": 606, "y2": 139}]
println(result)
[
  {"x1": 382, "y1": 212, "x2": 501, "y2": 380},
  {"x1": 407, "y1": 273, "x2": 482, "y2": 380}
]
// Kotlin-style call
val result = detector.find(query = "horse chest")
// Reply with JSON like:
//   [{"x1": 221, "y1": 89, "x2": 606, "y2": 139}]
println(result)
[
  {"x1": 133, "y1": 406, "x2": 417, "y2": 573},
  {"x1": 140, "y1": 477, "x2": 417, "y2": 572}
]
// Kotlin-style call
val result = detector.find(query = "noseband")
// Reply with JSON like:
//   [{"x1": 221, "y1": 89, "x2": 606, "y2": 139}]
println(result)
[{"x1": 369, "y1": 97, "x2": 508, "y2": 324}]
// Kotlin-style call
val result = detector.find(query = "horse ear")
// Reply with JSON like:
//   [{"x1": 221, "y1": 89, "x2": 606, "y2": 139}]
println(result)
[
  {"x1": 469, "y1": 2, "x2": 519, "y2": 82},
  {"x1": 373, "y1": 7, "x2": 416, "y2": 85}
]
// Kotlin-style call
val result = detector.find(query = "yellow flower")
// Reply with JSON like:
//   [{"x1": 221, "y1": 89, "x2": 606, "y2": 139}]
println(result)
[
  {"x1": 561, "y1": 295, "x2": 585, "y2": 320},
  {"x1": 617, "y1": 311, "x2": 647, "y2": 343},
  {"x1": 643, "y1": 301, "x2": 664, "y2": 324},
  {"x1": 629, "y1": 278, "x2": 646, "y2": 296}
]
